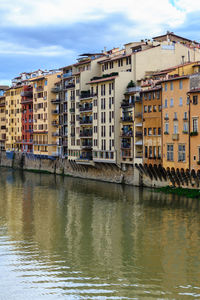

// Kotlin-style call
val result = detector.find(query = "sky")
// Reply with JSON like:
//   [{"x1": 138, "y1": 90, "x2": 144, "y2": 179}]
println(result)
[{"x1": 0, "y1": 0, "x2": 200, "y2": 85}]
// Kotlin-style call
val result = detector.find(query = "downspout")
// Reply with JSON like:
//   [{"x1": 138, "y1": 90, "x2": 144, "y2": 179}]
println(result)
[{"x1": 188, "y1": 92, "x2": 191, "y2": 171}]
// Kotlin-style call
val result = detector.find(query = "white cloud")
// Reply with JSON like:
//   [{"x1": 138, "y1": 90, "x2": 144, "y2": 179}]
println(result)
[
  {"x1": 0, "y1": 0, "x2": 185, "y2": 36},
  {"x1": 0, "y1": 40, "x2": 76, "y2": 57},
  {"x1": 174, "y1": 0, "x2": 200, "y2": 12}
]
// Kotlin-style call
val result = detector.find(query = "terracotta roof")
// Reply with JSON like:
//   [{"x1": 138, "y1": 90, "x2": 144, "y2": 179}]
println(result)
[
  {"x1": 87, "y1": 76, "x2": 117, "y2": 84},
  {"x1": 0, "y1": 85, "x2": 9, "y2": 90},
  {"x1": 98, "y1": 53, "x2": 131, "y2": 64},
  {"x1": 188, "y1": 88, "x2": 200, "y2": 93},
  {"x1": 73, "y1": 59, "x2": 91, "y2": 67},
  {"x1": 29, "y1": 76, "x2": 45, "y2": 82},
  {"x1": 160, "y1": 75, "x2": 189, "y2": 83},
  {"x1": 152, "y1": 32, "x2": 194, "y2": 43}
]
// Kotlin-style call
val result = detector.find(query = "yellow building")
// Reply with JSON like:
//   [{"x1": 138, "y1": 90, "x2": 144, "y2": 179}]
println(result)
[
  {"x1": 0, "y1": 86, "x2": 8, "y2": 150},
  {"x1": 31, "y1": 72, "x2": 62, "y2": 157},
  {"x1": 5, "y1": 86, "x2": 23, "y2": 151}
]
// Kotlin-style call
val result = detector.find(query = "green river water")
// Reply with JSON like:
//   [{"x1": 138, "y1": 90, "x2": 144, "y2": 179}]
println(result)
[{"x1": 0, "y1": 168, "x2": 200, "y2": 299}]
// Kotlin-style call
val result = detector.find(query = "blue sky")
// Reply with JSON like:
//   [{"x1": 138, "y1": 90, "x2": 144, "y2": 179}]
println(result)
[{"x1": 0, "y1": 0, "x2": 199, "y2": 85}]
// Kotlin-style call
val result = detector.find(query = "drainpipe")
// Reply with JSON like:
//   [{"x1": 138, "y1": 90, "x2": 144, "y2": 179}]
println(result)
[{"x1": 188, "y1": 92, "x2": 191, "y2": 171}]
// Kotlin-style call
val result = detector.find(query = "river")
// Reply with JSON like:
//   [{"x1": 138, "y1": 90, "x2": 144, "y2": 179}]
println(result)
[{"x1": 0, "y1": 168, "x2": 200, "y2": 299}]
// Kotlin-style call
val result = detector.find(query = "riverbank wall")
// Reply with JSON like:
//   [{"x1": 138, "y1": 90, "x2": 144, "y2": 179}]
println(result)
[{"x1": 1, "y1": 151, "x2": 200, "y2": 189}]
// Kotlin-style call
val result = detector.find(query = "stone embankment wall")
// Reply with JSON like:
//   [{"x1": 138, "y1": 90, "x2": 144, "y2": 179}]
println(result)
[
  {"x1": 1, "y1": 151, "x2": 199, "y2": 189},
  {"x1": 0, "y1": 151, "x2": 141, "y2": 186}
]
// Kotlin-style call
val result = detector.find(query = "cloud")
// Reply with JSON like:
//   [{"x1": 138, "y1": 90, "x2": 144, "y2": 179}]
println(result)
[
  {"x1": 0, "y1": 41, "x2": 76, "y2": 57},
  {"x1": 174, "y1": 0, "x2": 200, "y2": 12},
  {"x1": 0, "y1": 0, "x2": 184, "y2": 33},
  {"x1": 0, "y1": 0, "x2": 199, "y2": 85}
]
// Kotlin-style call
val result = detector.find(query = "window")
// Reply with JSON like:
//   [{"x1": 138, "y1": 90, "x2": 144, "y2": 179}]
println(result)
[
  {"x1": 148, "y1": 105, "x2": 152, "y2": 112},
  {"x1": 153, "y1": 105, "x2": 156, "y2": 112},
  {"x1": 165, "y1": 113, "x2": 169, "y2": 119},
  {"x1": 174, "y1": 112, "x2": 177, "y2": 120},
  {"x1": 145, "y1": 146, "x2": 148, "y2": 158},
  {"x1": 193, "y1": 118, "x2": 198, "y2": 132},
  {"x1": 158, "y1": 146, "x2": 161, "y2": 159},
  {"x1": 164, "y1": 99, "x2": 167, "y2": 108},
  {"x1": 165, "y1": 123, "x2": 169, "y2": 133},
  {"x1": 109, "y1": 97, "x2": 112, "y2": 109},
  {"x1": 178, "y1": 144, "x2": 185, "y2": 161},
  {"x1": 170, "y1": 98, "x2": 174, "y2": 107},
  {"x1": 170, "y1": 82, "x2": 173, "y2": 91},
  {"x1": 153, "y1": 146, "x2": 156, "y2": 158},
  {"x1": 144, "y1": 105, "x2": 147, "y2": 113},
  {"x1": 158, "y1": 127, "x2": 161, "y2": 135},
  {"x1": 179, "y1": 80, "x2": 183, "y2": 90},
  {"x1": 183, "y1": 122, "x2": 188, "y2": 132},
  {"x1": 153, "y1": 128, "x2": 156, "y2": 135},
  {"x1": 157, "y1": 91, "x2": 160, "y2": 99},
  {"x1": 173, "y1": 123, "x2": 178, "y2": 134},
  {"x1": 164, "y1": 83, "x2": 167, "y2": 91},
  {"x1": 148, "y1": 93, "x2": 151, "y2": 100},
  {"x1": 179, "y1": 97, "x2": 183, "y2": 106},
  {"x1": 44, "y1": 80, "x2": 47, "y2": 86},
  {"x1": 148, "y1": 128, "x2": 152, "y2": 136},
  {"x1": 193, "y1": 95, "x2": 198, "y2": 105},
  {"x1": 167, "y1": 144, "x2": 174, "y2": 161},
  {"x1": 158, "y1": 105, "x2": 162, "y2": 112},
  {"x1": 149, "y1": 146, "x2": 152, "y2": 158},
  {"x1": 144, "y1": 128, "x2": 147, "y2": 136},
  {"x1": 184, "y1": 112, "x2": 187, "y2": 120}
]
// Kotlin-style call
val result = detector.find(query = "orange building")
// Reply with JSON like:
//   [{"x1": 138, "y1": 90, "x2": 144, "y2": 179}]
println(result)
[
  {"x1": 188, "y1": 88, "x2": 200, "y2": 171},
  {"x1": 142, "y1": 85, "x2": 162, "y2": 166},
  {"x1": 161, "y1": 76, "x2": 190, "y2": 169}
]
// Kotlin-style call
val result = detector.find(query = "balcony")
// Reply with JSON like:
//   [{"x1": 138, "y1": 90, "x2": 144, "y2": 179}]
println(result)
[
  {"x1": 121, "y1": 100, "x2": 134, "y2": 108},
  {"x1": 52, "y1": 109, "x2": 59, "y2": 114},
  {"x1": 80, "y1": 130, "x2": 93, "y2": 137},
  {"x1": 81, "y1": 141, "x2": 93, "y2": 149},
  {"x1": 135, "y1": 131, "x2": 143, "y2": 137},
  {"x1": 121, "y1": 144, "x2": 131, "y2": 149},
  {"x1": 172, "y1": 133, "x2": 179, "y2": 141},
  {"x1": 80, "y1": 119, "x2": 92, "y2": 125},
  {"x1": 69, "y1": 108, "x2": 75, "y2": 113},
  {"x1": 127, "y1": 86, "x2": 141, "y2": 93},
  {"x1": 80, "y1": 91, "x2": 95, "y2": 100},
  {"x1": 52, "y1": 121, "x2": 59, "y2": 127},
  {"x1": 51, "y1": 98, "x2": 60, "y2": 104},
  {"x1": 64, "y1": 83, "x2": 75, "y2": 89},
  {"x1": 121, "y1": 116, "x2": 133, "y2": 122},
  {"x1": 164, "y1": 117, "x2": 169, "y2": 120},
  {"x1": 51, "y1": 87, "x2": 60, "y2": 93},
  {"x1": 79, "y1": 105, "x2": 93, "y2": 112},
  {"x1": 52, "y1": 132, "x2": 60, "y2": 137},
  {"x1": 121, "y1": 130, "x2": 133, "y2": 137},
  {"x1": 63, "y1": 72, "x2": 72, "y2": 78}
]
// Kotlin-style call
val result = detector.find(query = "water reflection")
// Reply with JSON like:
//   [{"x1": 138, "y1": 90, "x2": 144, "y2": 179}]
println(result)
[{"x1": 0, "y1": 168, "x2": 200, "y2": 299}]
